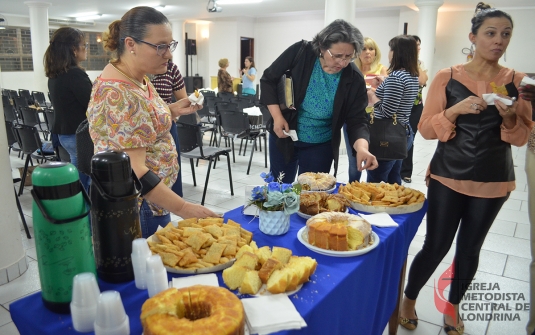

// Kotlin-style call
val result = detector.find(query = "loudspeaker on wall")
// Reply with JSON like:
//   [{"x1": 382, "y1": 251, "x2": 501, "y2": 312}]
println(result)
[{"x1": 185, "y1": 39, "x2": 197, "y2": 55}]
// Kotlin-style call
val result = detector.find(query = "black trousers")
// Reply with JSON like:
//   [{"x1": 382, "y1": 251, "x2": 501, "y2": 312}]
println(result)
[
  {"x1": 404, "y1": 178, "x2": 509, "y2": 304},
  {"x1": 401, "y1": 103, "x2": 423, "y2": 179}
]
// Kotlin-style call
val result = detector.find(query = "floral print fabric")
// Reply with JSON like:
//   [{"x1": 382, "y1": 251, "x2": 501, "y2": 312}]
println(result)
[{"x1": 87, "y1": 77, "x2": 178, "y2": 216}]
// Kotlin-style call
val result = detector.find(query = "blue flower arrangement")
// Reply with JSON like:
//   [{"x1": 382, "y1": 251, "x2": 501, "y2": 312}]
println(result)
[{"x1": 249, "y1": 172, "x2": 301, "y2": 215}]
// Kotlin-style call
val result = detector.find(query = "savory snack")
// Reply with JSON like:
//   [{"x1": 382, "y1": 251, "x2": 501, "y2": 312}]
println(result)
[
  {"x1": 338, "y1": 181, "x2": 425, "y2": 207},
  {"x1": 297, "y1": 172, "x2": 336, "y2": 191},
  {"x1": 306, "y1": 212, "x2": 371, "y2": 251},
  {"x1": 141, "y1": 286, "x2": 245, "y2": 335},
  {"x1": 222, "y1": 244, "x2": 317, "y2": 294},
  {"x1": 490, "y1": 82, "x2": 508, "y2": 95},
  {"x1": 147, "y1": 218, "x2": 254, "y2": 271},
  {"x1": 300, "y1": 192, "x2": 349, "y2": 215}
]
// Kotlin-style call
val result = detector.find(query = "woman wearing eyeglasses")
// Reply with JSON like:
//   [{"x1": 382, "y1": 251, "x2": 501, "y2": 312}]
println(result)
[
  {"x1": 260, "y1": 19, "x2": 378, "y2": 183},
  {"x1": 366, "y1": 35, "x2": 420, "y2": 185},
  {"x1": 87, "y1": 6, "x2": 217, "y2": 238},
  {"x1": 45, "y1": 27, "x2": 92, "y2": 191}
]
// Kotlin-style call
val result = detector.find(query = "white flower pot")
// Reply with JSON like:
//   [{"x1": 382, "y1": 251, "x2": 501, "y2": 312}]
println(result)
[{"x1": 259, "y1": 210, "x2": 290, "y2": 235}]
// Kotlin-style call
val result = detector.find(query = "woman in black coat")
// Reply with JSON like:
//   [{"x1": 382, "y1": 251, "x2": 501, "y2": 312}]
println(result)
[
  {"x1": 260, "y1": 19, "x2": 377, "y2": 183},
  {"x1": 45, "y1": 27, "x2": 92, "y2": 190}
]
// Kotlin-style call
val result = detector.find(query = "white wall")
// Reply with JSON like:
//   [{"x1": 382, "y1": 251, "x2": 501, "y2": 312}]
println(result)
[
  {"x1": 433, "y1": 9, "x2": 535, "y2": 79},
  {"x1": 208, "y1": 20, "x2": 238, "y2": 88},
  {"x1": 254, "y1": 12, "x2": 324, "y2": 77}
]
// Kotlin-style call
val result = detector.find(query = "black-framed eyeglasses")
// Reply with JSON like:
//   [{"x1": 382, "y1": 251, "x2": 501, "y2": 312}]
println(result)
[
  {"x1": 327, "y1": 49, "x2": 356, "y2": 64},
  {"x1": 126, "y1": 37, "x2": 178, "y2": 56}
]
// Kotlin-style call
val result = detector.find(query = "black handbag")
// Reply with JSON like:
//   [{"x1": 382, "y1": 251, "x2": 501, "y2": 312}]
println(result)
[{"x1": 368, "y1": 113, "x2": 408, "y2": 161}]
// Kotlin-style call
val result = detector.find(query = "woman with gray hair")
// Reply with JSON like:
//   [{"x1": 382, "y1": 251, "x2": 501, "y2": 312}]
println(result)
[{"x1": 260, "y1": 19, "x2": 378, "y2": 183}]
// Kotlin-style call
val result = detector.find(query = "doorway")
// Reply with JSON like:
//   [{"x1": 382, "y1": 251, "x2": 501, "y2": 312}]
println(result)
[{"x1": 240, "y1": 37, "x2": 254, "y2": 77}]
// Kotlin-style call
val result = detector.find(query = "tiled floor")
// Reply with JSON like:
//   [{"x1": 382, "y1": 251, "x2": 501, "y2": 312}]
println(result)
[{"x1": 1, "y1": 132, "x2": 531, "y2": 335}]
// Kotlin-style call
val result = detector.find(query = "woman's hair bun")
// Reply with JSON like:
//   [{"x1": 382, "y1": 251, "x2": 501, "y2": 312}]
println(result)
[
  {"x1": 103, "y1": 20, "x2": 121, "y2": 52},
  {"x1": 474, "y1": 2, "x2": 492, "y2": 15}
]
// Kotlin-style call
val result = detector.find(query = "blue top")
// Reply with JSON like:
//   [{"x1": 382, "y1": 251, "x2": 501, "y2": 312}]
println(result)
[
  {"x1": 242, "y1": 67, "x2": 257, "y2": 90},
  {"x1": 373, "y1": 69, "x2": 419, "y2": 126},
  {"x1": 297, "y1": 58, "x2": 341, "y2": 143}
]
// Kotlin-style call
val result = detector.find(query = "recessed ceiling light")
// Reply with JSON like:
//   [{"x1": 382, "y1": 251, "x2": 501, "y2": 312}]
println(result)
[
  {"x1": 75, "y1": 14, "x2": 102, "y2": 21},
  {"x1": 217, "y1": 0, "x2": 262, "y2": 4}
]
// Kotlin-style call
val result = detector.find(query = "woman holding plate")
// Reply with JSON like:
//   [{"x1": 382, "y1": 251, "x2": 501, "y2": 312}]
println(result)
[
  {"x1": 399, "y1": 3, "x2": 533, "y2": 334},
  {"x1": 87, "y1": 6, "x2": 217, "y2": 238}
]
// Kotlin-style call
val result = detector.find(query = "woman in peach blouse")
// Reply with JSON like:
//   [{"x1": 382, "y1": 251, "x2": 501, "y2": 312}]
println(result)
[{"x1": 399, "y1": 3, "x2": 533, "y2": 335}]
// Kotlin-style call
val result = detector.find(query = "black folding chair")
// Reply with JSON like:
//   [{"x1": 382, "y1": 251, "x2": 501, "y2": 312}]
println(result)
[
  {"x1": 2, "y1": 95, "x2": 21, "y2": 124},
  {"x1": 5, "y1": 121, "x2": 22, "y2": 157},
  {"x1": 176, "y1": 122, "x2": 233, "y2": 205},
  {"x1": 18, "y1": 89, "x2": 34, "y2": 105},
  {"x1": 13, "y1": 124, "x2": 57, "y2": 195},
  {"x1": 20, "y1": 106, "x2": 49, "y2": 140},
  {"x1": 218, "y1": 91, "x2": 235, "y2": 102},
  {"x1": 219, "y1": 110, "x2": 267, "y2": 174},
  {"x1": 32, "y1": 91, "x2": 52, "y2": 108}
]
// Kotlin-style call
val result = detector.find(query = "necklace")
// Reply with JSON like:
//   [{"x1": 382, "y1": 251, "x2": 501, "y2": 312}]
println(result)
[{"x1": 110, "y1": 63, "x2": 148, "y2": 91}]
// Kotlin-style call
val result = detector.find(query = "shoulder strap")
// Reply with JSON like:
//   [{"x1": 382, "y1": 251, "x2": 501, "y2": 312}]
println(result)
[
  {"x1": 450, "y1": 67, "x2": 453, "y2": 79},
  {"x1": 512, "y1": 70, "x2": 515, "y2": 81},
  {"x1": 289, "y1": 40, "x2": 307, "y2": 71}
]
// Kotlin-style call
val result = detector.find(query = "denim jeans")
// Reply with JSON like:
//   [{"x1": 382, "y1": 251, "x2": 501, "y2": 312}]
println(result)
[
  {"x1": 58, "y1": 134, "x2": 90, "y2": 192},
  {"x1": 367, "y1": 125, "x2": 414, "y2": 185},
  {"x1": 269, "y1": 133, "x2": 333, "y2": 183},
  {"x1": 169, "y1": 121, "x2": 183, "y2": 197},
  {"x1": 343, "y1": 124, "x2": 362, "y2": 183},
  {"x1": 139, "y1": 200, "x2": 171, "y2": 238}
]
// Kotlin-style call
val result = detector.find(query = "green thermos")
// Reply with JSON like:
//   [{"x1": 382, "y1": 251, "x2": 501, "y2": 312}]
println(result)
[{"x1": 31, "y1": 162, "x2": 96, "y2": 314}]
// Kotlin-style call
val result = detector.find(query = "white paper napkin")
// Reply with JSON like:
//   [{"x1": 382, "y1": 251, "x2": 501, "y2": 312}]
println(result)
[
  {"x1": 188, "y1": 91, "x2": 205, "y2": 105},
  {"x1": 358, "y1": 212, "x2": 398, "y2": 227},
  {"x1": 242, "y1": 294, "x2": 307, "y2": 335},
  {"x1": 243, "y1": 106, "x2": 262, "y2": 116},
  {"x1": 170, "y1": 274, "x2": 219, "y2": 290},
  {"x1": 282, "y1": 130, "x2": 298, "y2": 141},
  {"x1": 520, "y1": 76, "x2": 535, "y2": 87},
  {"x1": 482, "y1": 93, "x2": 513, "y2": 106}
]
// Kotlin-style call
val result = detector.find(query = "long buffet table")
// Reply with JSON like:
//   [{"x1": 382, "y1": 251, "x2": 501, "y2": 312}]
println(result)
[{"x1": 10, "y1": 203, "x2": 426, "y2": 335}]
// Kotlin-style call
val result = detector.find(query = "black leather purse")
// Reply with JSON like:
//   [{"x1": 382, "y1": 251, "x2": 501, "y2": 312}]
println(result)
[{"x1": 368, "y1": 113, "x2": 408, "y2": 161}]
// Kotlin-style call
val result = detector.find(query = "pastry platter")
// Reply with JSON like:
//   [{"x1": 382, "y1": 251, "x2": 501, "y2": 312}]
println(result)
[
  {"x1": 147, "y1": 233, "x2": 236, "y2": 274},
  {"x1": 338, "y1": 182, "x2": 426, "y2": 215},
  {"x1": 297, "y1": 227, "x2": 380, "y2": 257},
  {"x1": 349, "y1": 200, "x2": 424, "y2": 215}
]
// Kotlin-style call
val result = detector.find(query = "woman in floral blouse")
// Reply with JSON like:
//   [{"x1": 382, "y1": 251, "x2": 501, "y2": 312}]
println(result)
[{"x1": 87, "y1": 6, "x2": 216, "y2": 237}]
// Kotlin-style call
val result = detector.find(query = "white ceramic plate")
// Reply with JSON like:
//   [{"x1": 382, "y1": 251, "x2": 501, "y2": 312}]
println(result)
[
  {"x1": 296, "y1": 208, "x2": 349, "y2": 220},
  {"x1": 297, "y1": 227, "x2": 380, "y2": 257},
  {"x1": 147, "y1": 234, "x2": 235, "y2": 274},
  {"x1": 349, "y1": 200, "x2": 424, "y2": 215}
]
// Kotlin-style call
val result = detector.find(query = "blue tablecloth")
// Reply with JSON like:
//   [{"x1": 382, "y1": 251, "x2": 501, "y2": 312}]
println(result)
[{"x1": 10, "y1": 203, "x2": 426, "y2": 335}]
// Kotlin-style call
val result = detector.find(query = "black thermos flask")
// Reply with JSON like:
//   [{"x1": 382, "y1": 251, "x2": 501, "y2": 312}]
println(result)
[{"x1": 90, "y1": 150, "x2": 142, "y2": 283}]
